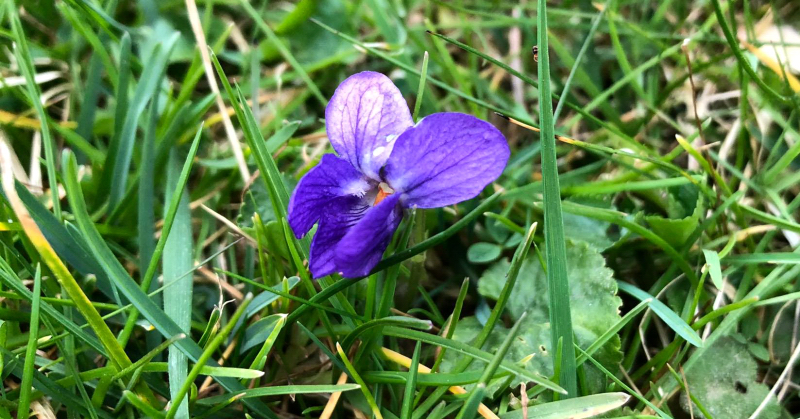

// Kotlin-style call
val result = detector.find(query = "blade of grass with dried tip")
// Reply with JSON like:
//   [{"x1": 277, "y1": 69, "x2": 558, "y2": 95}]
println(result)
[
  {"x1": 60, "y1": 149, "x2": 274, "y2": 415},
  {"x1": 165, "y1": 294, "x2": 253, "y2": 419},
  {"x1": 336, "y1": 342, "x2": 384, "y2": 419},
  {"x1": 7, "y1": 4, "x2": 62, "y2": 219},
  {"x1": 400, "y1": 342, "x2": 422, "y2": 419},
  {"x1": 0, "y1": 146, "x2": 137, "y2": 376},
  {"x1": 17, "y1": 264, "x2": 42, "y2": 418},
  {"x1": 540, "y1": 0, "x2": 581, "y2": 394},
  {"x1": 163, "y1": 146, "x2": 196, "y2": 418},
  {"x1": 617, "y1": 282, "x2": 702, "y2": 347}
]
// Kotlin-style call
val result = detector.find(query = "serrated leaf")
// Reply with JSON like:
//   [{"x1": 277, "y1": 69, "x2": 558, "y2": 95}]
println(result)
[
  {"x1": 645, "y1": 185, "x2": 704, "y2": 248},
  {"x1": 446, "y1": 240, "x2": 622, "y2": 392},
  {"x1": 682, "y1": 336, "x2": 780, "y2": 419}
]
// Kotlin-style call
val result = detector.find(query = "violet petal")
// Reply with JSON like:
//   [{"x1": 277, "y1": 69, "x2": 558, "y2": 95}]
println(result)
[
  {"x1": 325, "y1": 71, "x2": 413, "y2": 180},
  {"x1": 384, "y1": 112, "x2": 509, "y2": 208},
  {"x1": 334, "y1": 194, "x2": 403, "y2": 278}
]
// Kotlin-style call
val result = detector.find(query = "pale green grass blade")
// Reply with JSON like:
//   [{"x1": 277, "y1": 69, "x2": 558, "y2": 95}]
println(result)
[
  {"x1": 163, "y1": 146, "x2": 195, "y2": 419},
  {"x1": 245, "y1": 314, "x2": 286, "y2": 374},
  {"x1": 18, "y1": 264, "x2": 42, "y2": 418},
  {"x1": 537, "y1": 0, "x2": 577, "y2": 396},
  {"x1": 702, "y1": 249, "x2": 724, "y2": 290},
  {"x1": 165, "y1": 295, "x2": 252, "y2": 419},
  {"x1": 499, "y1": 393, "x2": 631, "y2": 419},
  {"x1": 413, "y1": 52, "x2": 429, "y2": 121},
  {"x1": 617, "y1": 282, "x2": 702, "y2": 347}
]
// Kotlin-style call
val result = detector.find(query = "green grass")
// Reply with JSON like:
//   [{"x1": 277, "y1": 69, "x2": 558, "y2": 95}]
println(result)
[{"x1": 2, "y1": 0, "x2": 800, "y2": 418}]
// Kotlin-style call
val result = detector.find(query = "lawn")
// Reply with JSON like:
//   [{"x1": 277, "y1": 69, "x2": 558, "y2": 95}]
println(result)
[{"x1": 1, "y1": 0, "x2": 800, "y2": 418}]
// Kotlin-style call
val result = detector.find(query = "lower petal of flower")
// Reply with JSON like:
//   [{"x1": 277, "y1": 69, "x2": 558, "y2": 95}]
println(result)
[
  {"x1": 308, "y1": 196, "x2": 370, "y2": 278},
  {"x1": 334, "y1": 194, "x2": 403, "y2": 278}
]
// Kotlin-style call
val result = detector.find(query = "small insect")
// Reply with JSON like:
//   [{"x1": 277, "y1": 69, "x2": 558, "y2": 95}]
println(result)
[{"x1": 532, "y1": 45, "x2": 538, "y2": 62}]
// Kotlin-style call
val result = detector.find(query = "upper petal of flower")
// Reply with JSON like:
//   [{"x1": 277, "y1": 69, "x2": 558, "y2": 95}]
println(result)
[
  {"x1": 325, "y1": 71, "x2": 414, "y2": 181},
  {"x1": 383, "y1": 113, "x2": 509, "y2": 208},
  {"x1": 334, "y1": 194, "x2": 403, "y2": 278},
  {"x1": 288, "y1": 153, "x2": 373, "y2": 238}
]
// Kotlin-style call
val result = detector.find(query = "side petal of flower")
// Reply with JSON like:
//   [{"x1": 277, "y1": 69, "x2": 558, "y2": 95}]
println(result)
[
  {"x1": 325, "y1": 71, "x2": 413, "y2": 180},
  {"x1": 288, "y1": 153, "x2": 372, "y2": 238},
  {"x1": 334, "y1": 194, "x2": 403, "y2": 278},
  {"x1": 383, "y1": 112, "x2": 509, "y2": 209}
]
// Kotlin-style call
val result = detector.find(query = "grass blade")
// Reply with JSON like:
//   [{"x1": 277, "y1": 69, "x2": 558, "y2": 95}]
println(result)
[
  {"x1": 400, "y1": 342, "x2": 422, "y2": 419},
  {"x1": 165, "y1": 294, "x2": 253, "y2": 419},
  {"x1": 617, "y1": 281, "x2": 702, "y2": 347},
  {"x1": 163, "y1": 147, "x2": 195, "y2": 418},
  {"x1": 7, "y1": 3, "x2": 62, "y2": 220},
  {"x1": 537, "y1": 0, "x2": 577, "y2": 396},
  {"x1": 17, "y1": 264, "x2": 42, "y2": 418}
]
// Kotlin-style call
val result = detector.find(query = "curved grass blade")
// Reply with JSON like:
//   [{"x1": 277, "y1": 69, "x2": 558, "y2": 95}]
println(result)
[{"x1": 617, "y1": 281, "x2": 702, "y2": 347}]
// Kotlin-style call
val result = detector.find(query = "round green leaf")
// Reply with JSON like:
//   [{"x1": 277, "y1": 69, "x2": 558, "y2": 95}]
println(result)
[{"x1": 467, "y1": 242, "x2": 502, "y2": 264}]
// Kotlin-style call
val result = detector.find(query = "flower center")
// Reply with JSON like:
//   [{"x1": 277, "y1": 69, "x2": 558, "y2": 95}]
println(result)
[{"x1": 374, "y1": 182, "x2": 394, "y2": 205}]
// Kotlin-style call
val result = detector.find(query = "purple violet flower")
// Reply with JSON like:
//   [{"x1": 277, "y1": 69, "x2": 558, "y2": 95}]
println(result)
[{"x1": 288, "y1": 71, "x2": 510, "y2": 278}]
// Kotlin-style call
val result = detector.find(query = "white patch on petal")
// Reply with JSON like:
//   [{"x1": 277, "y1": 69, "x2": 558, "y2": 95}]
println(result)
[
  {"x1": 385, "y1": 134, "x2": 397, "y2": 143},
  {"x1": 372, "y1": 146, "x2": 386, "y2": 158},
  {"x1": 343, "y1": 179, "x2": 372, "y2": 198}
]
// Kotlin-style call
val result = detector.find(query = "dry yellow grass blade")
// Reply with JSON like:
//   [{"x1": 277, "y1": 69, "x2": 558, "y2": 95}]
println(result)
[
  {"x1": 381, "y1": 347, "x2": 500, "y2": 419},
  {"x1": 740, "y1": 39, "x2": 800, "y2": 93},
  {"x1": 185, "y1": 0, "x2": 251, "y2": 182},
  {"x1": 0, "y1": 109, "x2": 77, "y2": 130},
  {"x1": 320, "y1": 372, "x2": 350, "y2": 419}
]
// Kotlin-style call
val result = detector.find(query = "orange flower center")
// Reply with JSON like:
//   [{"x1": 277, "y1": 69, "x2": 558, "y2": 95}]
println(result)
[{"x1": 374, "y1": 182, "x2": 395, "y2": 205}]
